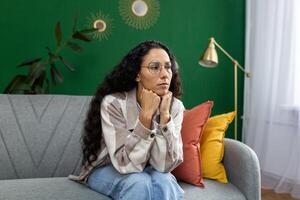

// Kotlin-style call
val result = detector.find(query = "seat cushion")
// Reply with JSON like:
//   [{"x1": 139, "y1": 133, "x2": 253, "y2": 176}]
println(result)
[
  {"x1": 0, "y1": 177, "x2": 110, "y2": 200},
  {"x1": 180, "y1": 179, "x2": 246, "y2": 200},
  {"x1": 0, "y1": 177, "x2": 246, "y2": 200}
]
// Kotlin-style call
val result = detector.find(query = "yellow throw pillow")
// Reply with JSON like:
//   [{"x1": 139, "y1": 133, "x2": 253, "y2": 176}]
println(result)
[{"x1": 200, "y1": 111, "x2": 236, "y2": 183}]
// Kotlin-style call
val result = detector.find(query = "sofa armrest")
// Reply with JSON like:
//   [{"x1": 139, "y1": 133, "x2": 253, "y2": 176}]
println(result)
[{"x1": 223, "y1": 138, "x2": 261, "y2": 200}]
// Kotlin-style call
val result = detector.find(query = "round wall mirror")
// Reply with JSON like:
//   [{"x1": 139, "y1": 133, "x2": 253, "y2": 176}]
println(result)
[
  {"x1": 93, "y1": 19, "x2": 107, "y2": 32},
  {"x1": 87, "y1": 11, "x2": 113, "y2": 41},
  {"x1": 131, "y1": 0, "x2": 148, "y2": 17},
  {"x1": 119, "y1": 0, "x2": 160, "y2": 30}
]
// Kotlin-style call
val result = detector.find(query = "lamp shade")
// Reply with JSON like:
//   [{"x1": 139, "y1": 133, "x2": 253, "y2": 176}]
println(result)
[{"x1": 199, "y1": 40, "x2": 218, "y2": 67}]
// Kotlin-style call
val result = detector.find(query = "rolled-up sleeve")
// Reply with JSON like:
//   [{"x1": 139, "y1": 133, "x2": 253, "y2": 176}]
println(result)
[{"x1": 149, "y1": 100, "x2": 185, "y2": 172}]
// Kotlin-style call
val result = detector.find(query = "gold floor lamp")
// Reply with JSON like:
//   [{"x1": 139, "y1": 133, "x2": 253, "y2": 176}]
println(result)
[{"x1": 199, "y1": 37, "x2": 250, "y2": 140}]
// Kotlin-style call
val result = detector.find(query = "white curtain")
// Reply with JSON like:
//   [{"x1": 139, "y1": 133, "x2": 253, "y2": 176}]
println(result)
[{"x1": 243, "y1": 0, "x2": 300, "y2": 198}]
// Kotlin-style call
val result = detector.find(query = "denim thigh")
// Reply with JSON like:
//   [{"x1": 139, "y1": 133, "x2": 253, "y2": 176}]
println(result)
[
  {"x1": 87, "y1": 164, "x2": 122, "y2": 196},
  {"x1": 144, "y1": 166, "x2": 184, "y2": 200},
  {"x1": 87, "y1": 164, "x2": 152, "y2": 200}
]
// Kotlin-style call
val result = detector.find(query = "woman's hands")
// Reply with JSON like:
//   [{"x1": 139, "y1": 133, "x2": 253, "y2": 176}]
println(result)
[
  {"x1": 159, "y1": 91, "x2": 172, "y2": 125},
  {"x1": 138, "y1": 87, "x2": 160, "y2": 129},
  {"x1": 137, "y1": 85, "x2": 172, "y2": 128},
  {"x1": 139, "y1": 87, "x2": 161, "y2": 117}
]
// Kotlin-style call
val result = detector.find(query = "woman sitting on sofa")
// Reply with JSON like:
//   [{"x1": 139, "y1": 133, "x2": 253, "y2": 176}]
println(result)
[{"x1": 68, "y1": 40, "x2": 185, "y2": 200}]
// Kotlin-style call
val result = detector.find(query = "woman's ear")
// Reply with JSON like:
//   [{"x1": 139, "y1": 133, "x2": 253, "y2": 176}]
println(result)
[{"x1": 136, "y1": 74, "x2": 141, "y2": 82}]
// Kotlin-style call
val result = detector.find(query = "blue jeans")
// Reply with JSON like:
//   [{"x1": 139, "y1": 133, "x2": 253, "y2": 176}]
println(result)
[{"x1": 87, "y1": 164, "x2": 184, "y2": 200}]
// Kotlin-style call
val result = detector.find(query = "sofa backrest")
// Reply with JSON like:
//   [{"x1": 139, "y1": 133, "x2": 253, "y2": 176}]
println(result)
[{"x1": 0, "y1": 94, "x2": 92, "y2": 180}]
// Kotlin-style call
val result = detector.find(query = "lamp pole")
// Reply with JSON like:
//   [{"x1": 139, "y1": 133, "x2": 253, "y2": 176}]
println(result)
[{"x1": 234, "y1": 61, "x2": 238, "y2": 140}]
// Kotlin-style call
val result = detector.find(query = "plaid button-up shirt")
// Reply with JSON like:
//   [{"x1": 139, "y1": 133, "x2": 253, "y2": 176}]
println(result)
[{"x1": 68, "y1": 87, "x2": 184, "y2": 184}]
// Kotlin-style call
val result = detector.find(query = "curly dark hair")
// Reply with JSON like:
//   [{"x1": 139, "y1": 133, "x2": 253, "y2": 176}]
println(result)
[{"x1": 81, "y1": 40, "x2": 182, "y2": 167}]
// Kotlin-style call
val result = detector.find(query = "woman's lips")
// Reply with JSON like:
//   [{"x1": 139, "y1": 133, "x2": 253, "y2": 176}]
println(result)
[
  {"x1": 157, "y1": 83, "x2": 169, "y2": 88},
  {"x1": 158, "y1": 83, "x2": 169, "y2": 86}
]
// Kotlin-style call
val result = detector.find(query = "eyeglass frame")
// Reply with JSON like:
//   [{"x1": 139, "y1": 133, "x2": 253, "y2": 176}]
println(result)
[{"x1": 140, "y1": 61, "x2": 173, "y2": 75}]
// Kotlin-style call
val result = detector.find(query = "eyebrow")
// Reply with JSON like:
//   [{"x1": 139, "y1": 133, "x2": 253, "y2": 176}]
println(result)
[{"x1": 149, "y1": 60, "x2": 171, "y2": 63}]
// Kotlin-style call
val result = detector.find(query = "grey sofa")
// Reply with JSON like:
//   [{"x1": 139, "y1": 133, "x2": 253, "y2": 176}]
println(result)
[{"x1": 0, "y1": 94, "x2": 261, "y2": 200}]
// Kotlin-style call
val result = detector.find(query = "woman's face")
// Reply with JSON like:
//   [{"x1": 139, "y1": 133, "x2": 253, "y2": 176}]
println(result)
[{"x1": 136, "y1": 48, "x2": 173, "y2": 96}]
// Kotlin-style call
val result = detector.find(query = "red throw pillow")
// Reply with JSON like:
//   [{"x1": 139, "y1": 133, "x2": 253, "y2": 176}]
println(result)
[{"x1": 172, "y1": 101, "x2": 213, "y2": 187}]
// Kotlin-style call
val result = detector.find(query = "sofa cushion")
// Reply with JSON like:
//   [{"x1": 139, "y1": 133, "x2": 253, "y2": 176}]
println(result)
[
  {"x1": 0, "y1": 177, "x2": 110, "y2": 200},
  {"x1": 0, "y1": 177, "x2": 246, "y2": 200},
  {"x1": 172, "y1": 101, "x2": 213, "y2": 187},
  {"x1": 0, "y1": 95, "x2": 87, "y2": 180},
  {"x1": 180, "y1": 179, "x2": 246, "y2": 200},
  {"x1": 200, "y1": 111, "x2": 236, "y2": 183}
]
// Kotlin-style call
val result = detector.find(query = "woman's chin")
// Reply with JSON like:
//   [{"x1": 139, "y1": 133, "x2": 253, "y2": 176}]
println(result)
[{"x1": 155, "y1": 89, "x2": 169, "y2": 96}]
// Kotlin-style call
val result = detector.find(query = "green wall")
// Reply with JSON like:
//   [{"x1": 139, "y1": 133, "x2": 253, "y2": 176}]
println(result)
[{"x1": 0, "y1": 0, "x2": 245, "y2": 140}]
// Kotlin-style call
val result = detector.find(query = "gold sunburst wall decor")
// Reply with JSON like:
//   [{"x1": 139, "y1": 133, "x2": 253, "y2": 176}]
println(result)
[
  {"x1": 86, "y1": 11, "x2": 113, "y2": 41},
  {"x1": 119, "y1": 0, "x2": 160, "y2": 30}
]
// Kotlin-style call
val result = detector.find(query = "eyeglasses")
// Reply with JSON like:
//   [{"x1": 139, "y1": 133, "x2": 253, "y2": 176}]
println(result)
[{"x1": 141, "y1": 61, "x2": 173, "y2": 75}]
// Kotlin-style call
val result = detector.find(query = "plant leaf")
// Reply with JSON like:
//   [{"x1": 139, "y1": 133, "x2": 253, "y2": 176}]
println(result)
[
  {"x1": 17, "y1": 58, "x2": 42, "y2": 67},
  {"x1": 50, "y1": 63, "x2": 64, "y2": 84},
  {"x1": 66, "y1": 41, "x2": 83, "y2": 52},
  {"x1": 27, "y1": 62, "x2": 46, "y2": 86},
  {"x1": 34, "y1": 75, "x2": 48, "y2": 93},
  {"x1": 72, "y1": 31, "x2": 92, "y2": 42},
  {"x1": 45, "y1": 46, "x2": 59, "y2": 62},
  {"x1": 34, "y1": 85, "x2": 44, "y2": 94},
  {"x1": 59, "y1": 56, "x2": 75, "y2": 71},
  {"x1": 79, "y1": 28, "x2": 98, "y2": 33},
  {"x1": 55, "y1": 22, "x2": 62, "y2": 47},
  {"x1": 35, "y1": 71, "x2": 46, "y2": 87},
  {"x1": 3, "y1": 75, "x2": 31, "y2": 94}
]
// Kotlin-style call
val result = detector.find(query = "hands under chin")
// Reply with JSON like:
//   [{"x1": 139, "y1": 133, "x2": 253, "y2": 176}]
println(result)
[
  {"x1": 159, "y1": 91, "x2": 172, "y2": 125},
  {"x1": 138, "y1": 86, "x2": 172, "y2": 128}
]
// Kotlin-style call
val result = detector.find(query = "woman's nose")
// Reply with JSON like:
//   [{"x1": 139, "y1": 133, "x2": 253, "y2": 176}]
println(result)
[{"x1": 159, "y1": 67, "x2": 170, "y2": 77}]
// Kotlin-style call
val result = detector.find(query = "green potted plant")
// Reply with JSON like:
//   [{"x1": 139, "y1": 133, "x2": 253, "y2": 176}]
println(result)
[{"x1": 4, "y1": 19, "x2": 96, "y2": 94}]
